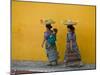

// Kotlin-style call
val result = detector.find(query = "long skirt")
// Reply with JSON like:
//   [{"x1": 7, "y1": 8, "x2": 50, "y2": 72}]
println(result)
[
  {"x1": 64, "y1": 42, "x2": 82, "y2": 64},
  {"x1": 45, "y1": 42, "x2": 58, "y2": 62}
]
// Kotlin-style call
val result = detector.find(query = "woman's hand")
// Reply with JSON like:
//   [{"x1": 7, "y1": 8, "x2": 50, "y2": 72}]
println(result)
[{"x1": 41, "y1": 39, "x2": 45, "y2": 48}]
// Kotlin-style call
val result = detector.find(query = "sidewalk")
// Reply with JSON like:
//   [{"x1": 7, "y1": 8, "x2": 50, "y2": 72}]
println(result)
[{"x1": 11, "y1": 61, "x2": 96, "y2": 73}]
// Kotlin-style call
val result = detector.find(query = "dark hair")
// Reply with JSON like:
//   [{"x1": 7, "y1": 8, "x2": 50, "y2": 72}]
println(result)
[
  {"x1": 53, "y1": 28, "x2": 58, "y2": 34},
  {"x1": 46, "y1": 24, "x2": 52, "y2": 30},
  {"x1": 67, "y1": 25, "x2": 75, "y2": 33}
]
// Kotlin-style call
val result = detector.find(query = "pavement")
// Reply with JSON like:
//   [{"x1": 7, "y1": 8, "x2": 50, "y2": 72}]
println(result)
[{"x1": 11, "y1": 61, "x2": 96, "y2": 74}]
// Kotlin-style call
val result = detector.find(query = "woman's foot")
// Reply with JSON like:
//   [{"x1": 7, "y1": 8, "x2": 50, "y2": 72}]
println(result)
[
  {"x1": 63, "y1": 62, "x2": 71, "y2": 67},
  {"x1": 47, "y1": 63, "x2": 53, "y2": 66},
  {"x1": 47, "y1": 61, "x2": 58, "y2": 66},
  {"x1": 78, "y1": 61, "x2": 84, "y2": 67},
  {"x1": 51, "y1": 61, "x2": 58, "y2": 66},
  {"x1": 74, "y1": 61, "x2": 84, "y2": 67},
  {"x1": 64, "y1": 61, "x2": 84, "y2": 67}
]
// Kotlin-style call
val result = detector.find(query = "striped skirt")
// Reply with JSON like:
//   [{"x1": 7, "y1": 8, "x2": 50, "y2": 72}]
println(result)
[
  {"x1": 45, "y1": 42, "x2": 58, "y2": 62},
  {"x1": 64, "y1": 42, "x2": 81, "y2": 64}
]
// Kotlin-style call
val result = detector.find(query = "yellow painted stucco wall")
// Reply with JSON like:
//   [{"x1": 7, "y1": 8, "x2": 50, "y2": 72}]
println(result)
[{"x1": 12, "y1": 1, "x2": 96, "y2": 64}]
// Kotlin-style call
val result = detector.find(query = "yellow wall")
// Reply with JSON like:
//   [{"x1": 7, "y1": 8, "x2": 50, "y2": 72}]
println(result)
[{"x1": 12, "y1": 1, "x2": 96, "y2": 64}]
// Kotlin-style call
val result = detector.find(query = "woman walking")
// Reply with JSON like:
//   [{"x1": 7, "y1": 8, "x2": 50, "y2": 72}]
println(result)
[
  {"x1": 63, "y1": 19, "x2": 83, "y2": 67},
  {"x1": 41, "y1": 19, "x2": 58, "y2": 66}
]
